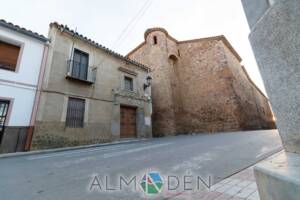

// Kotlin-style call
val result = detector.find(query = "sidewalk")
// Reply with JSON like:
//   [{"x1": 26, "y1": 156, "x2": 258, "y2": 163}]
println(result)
[
  {"x1": 170, "y1": 151, "x2": 284, "y2": 200},
  {"x1": 0, "y1": 138, "x2": 148, "y2": 159}
]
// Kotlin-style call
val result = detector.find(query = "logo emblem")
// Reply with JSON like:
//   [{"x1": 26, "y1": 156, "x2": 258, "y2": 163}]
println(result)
[{"x1": 140, "y1": 172, "x2": 163, "y2": 194}]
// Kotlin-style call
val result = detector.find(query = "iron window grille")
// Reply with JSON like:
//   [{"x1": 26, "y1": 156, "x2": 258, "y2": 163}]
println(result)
[
  {"x1": 66, "y1": 97, "x2": 85, "y2": 128},
  {"x1": 0, "y1": 100, "x2": 9, "y2": 143}
]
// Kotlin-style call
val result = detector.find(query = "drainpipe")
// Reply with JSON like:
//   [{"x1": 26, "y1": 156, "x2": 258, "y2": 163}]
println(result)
[{"x1": 24, "y1": 44, "x2": 49, "y2": 151}]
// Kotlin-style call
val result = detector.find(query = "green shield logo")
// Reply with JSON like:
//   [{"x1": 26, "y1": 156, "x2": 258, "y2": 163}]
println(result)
[{"x1": 140, "y1": 172, "x2": 163, "y2": 194}]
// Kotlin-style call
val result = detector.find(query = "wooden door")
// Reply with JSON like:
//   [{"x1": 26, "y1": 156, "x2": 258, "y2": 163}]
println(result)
[{"x1": 120, "y1": 106, "x2": 136, "y2": 138}]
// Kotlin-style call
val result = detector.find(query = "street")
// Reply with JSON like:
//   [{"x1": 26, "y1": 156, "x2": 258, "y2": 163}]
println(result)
[{"x1": 0, "y1": 130, "x2": 282, "y2": 200}]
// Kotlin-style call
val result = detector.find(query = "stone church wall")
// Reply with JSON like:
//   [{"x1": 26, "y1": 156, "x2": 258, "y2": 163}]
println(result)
[{"x1": 128, "y1": 28, "x2": 275, "y2": 136}]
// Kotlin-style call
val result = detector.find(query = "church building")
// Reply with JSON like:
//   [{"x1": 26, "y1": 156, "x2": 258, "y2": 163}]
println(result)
[{"x1": 127, "y1": 28, "x2": 276, "y2": 136}]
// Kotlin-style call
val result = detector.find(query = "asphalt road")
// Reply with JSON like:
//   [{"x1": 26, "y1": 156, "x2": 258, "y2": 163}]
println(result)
[{"x1": 0, "y1": 130, "x2": 282, "y2": 200}]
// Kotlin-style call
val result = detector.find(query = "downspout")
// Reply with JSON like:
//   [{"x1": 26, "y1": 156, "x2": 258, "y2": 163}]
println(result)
[{"x1": 24, "y1": 44, "x2": 49, "y2": 151}]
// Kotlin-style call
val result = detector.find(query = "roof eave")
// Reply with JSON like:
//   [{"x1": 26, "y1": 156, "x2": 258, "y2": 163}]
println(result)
[
  {"x1": 0, "y1": 20, "x2": 48, "y2": 43},
  {"x1": 51, "y1": 22, "x2": 150, "y2": 71}
]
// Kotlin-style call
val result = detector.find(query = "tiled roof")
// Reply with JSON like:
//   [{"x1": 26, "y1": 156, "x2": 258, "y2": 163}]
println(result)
[
  {"x1": 50, "y1": 22, "x2": 150, "y2": 71},
  {"x1": 0, "y1": 19, "x2": 48, "y2": 42}
]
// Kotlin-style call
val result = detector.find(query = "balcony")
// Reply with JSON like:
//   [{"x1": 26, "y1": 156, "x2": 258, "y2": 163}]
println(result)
[{"x1": 66, "y1": 60, "x2": 96, "y2": 84}]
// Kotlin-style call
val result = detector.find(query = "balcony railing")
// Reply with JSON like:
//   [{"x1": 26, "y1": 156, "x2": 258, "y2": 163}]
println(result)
[{"x1": 66, "y1": 60, "x2": 96, "y2": 83}]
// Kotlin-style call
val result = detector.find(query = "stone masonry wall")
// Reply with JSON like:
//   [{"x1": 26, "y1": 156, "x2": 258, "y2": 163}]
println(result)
[
  {"x1": 128, "y1": 30, "x2": 178, "y2": 136},
  {"x1": 128, "y1": 28, "x2": 275, "y2": 136},
  {"x1": 176, "y1": 40, "x2": 241, "y2": 133},
  {"x1": 32, "y1": 92, "x2": 112, "y2": 150},
  {"x1": 221, "y1": 43, "x2": 276, "y2": 130}
]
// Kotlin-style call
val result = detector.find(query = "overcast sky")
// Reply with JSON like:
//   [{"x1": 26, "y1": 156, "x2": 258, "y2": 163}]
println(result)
[{"x1": 1, "y1": 0, "x2": 266, "y2": 94}]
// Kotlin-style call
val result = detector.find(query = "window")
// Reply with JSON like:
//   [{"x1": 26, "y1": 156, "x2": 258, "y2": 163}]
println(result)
[
  {"x1": 153, "y1": 36, "x2": 157, "y2": 45},
  {"x1": 66, "y1": 97, "x2": 85, "y2": 128},
  {"x1": 124, "y1": 76, "x2": 133, "y2": 91},
  {"x1": 0, "y1": 100, "x2": 10, "y2": 143},
  {"x1": 71, "y1": 49, "x2": 89, "y2": 80},
  {"x1": 0, "y1": 41, "x2": 20, "y2": 71}
]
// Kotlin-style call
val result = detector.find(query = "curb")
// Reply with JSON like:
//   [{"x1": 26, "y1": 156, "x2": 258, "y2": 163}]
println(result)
[
  {"x1": 165, "y1": 147, "x2": 284, "y2": 200},
  {"x1": 0, "y1": 138, "x2": 150, "y2": 159},
  {"x1": 214, "y1": 146, "x2": 284, "y2": 185}
]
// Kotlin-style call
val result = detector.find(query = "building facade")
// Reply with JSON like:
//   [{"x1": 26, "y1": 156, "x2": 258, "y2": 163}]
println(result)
[
  {"x1": 31, "y1": 23, "x2": 152, "y2": 150},
  {"x1": 0, "y1": 20, "x2": 48, "y2": 153},
  {"x1": 127, "y1": 28, "x2": 276, "y2": 136}
]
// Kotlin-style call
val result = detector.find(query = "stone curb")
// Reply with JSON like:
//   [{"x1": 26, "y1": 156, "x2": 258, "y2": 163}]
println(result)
[
  {"x1": 214, "y1": 146, "x2": 284, "y2": 184},
  {"x1": 167, "y1": 147, "x2": 284, "y2": 200},
  {"x1": 0, "y1": 138, "x2": 149, "y2": 159}
]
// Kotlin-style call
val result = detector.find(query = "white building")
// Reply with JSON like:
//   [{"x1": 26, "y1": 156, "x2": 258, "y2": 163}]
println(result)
[{"x1": 0, "y1": 19, "x2": 48, "y2": 153}]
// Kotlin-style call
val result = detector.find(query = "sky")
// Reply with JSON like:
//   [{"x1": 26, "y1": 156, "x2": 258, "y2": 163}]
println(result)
[{"x1": 0, "y1": 0, "x2": 267, "y2": 94}]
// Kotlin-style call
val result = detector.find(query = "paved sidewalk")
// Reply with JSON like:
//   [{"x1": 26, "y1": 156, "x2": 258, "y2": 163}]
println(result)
[
  {"x1": 0, "y1": 138, "x2": 148, "y2": 159},
  {"x1": 170, "y1": 167, "x2": 259, "y2": 200},
  {"x1": 170, "y1": 151, "x2": 283, "y2": 200}
]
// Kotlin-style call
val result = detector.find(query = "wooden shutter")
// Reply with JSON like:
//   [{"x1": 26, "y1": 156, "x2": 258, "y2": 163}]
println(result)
[
  {"x1": 66, "y1": 98, "x2": 85, "y2": 128},
  {"x1": 0, "y1": 41, "x2": 20, "y2": 71}
]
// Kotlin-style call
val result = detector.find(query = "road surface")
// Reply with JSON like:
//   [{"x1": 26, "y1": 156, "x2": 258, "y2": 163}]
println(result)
[{"x1": 0, "y1": 130, "x2": 282, "y2": 200}]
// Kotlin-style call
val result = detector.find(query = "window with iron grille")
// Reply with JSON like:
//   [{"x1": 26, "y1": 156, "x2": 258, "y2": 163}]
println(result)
[
  {"x1": 66, "y1": 97, "x2": 85, "y2": 128},
  {"x1": 0, "y1": 100, "x2": 10, "y2": 143},
  {"x1": 0, "y1": 40, "x2": 20, "y2": 71},
  {"x1": 124, "y1": 76, "x2": 133, "y2": 91}
]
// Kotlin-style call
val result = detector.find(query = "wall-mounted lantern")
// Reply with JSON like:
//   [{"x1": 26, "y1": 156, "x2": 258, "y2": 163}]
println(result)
[{"x1": 144, "y1": 75, "x2": 152, "y2": 90}]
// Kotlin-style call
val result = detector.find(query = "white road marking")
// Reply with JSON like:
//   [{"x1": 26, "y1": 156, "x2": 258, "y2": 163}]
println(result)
[
  {"x1": 103, "y1": 143, "x2": 172, "y2": 158},
  {"x1": 26, "y1": 145, "x2": 135, "y2": 160},
  {"x1": 26, "y1": 142, "x2": 169, "y2": 160}
]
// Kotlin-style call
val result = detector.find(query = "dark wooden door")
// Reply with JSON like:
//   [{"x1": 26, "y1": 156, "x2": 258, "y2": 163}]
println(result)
[{"x1": 120, "y1": 106, "x2": 136, "y2": 138}]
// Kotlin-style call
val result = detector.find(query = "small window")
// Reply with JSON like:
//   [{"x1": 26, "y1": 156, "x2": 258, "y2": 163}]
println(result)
[
  {"x1": 0, "y1": 41, "x2": 20, "y2": 71},
  {"x1": 153, "y1": 36, "x2": 157, "y2": 45},
  {"x1": 124, "y1": 76, "x2": 134, "y2": 91},
  {"x1": 66, "y1": 97, "x2": 85, "y2": 128}
]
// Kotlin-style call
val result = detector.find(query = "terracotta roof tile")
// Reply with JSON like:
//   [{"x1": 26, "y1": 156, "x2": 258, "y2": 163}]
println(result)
[
  {"x1": 50, "y1": 22, "x2": 150, "y2": 71},
  {"x1": 0, "y1": 19, "x2": 48, "y2": 42}
]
